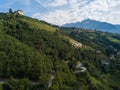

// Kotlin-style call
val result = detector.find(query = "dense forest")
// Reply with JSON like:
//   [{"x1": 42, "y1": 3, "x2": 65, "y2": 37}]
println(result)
[{"x1": 0, "y1": 12, "x2": 119, "y2": 90}]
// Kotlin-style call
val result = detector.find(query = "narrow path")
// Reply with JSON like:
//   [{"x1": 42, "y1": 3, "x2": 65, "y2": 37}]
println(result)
[
  {"x1": 74, "y1": 66, "x2": 87, "y2": 73},
  {"x1": 48, "y1": 74, "x2": 55, "y2": 88}
]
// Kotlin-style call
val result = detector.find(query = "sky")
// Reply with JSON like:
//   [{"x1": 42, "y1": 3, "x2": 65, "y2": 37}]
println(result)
[{"x1": 0, "y1": 0, "x2": 120, "y2": 25}]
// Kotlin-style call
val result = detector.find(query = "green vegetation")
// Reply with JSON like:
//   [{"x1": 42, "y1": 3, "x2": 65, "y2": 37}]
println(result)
[
  {"x1": 0, "y1": 12, "x2": 119, "y2": 90},
  {"x1": 60, "y1": 27, "x2": 120, "y2": 89},
  {"x1": 21, "y1": 17, "x2": 57, "y2": 32},
  {"x1": 107, "y1": 36, "x2": 120, "y2": 44}
]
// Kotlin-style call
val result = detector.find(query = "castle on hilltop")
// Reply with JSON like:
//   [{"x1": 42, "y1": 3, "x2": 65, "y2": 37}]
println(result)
[
  {"x1": 9, "y1": 8, "x2": 24, "y2": 15},
  {"x1": 15, "y1": 10, "x2": 24, "y2": 15}
]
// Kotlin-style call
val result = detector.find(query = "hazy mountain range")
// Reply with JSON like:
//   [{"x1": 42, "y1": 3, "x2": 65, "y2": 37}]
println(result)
[{"x1": 62, "y1": 19, "x2": 120, "y2": 33}]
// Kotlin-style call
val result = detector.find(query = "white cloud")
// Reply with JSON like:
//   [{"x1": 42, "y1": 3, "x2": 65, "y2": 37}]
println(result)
[
  {"x1": 48, "y1": 0, "x2": 68, "y2": 7},
  {"x1": 35, "y1": 0, "x2": 68, "y2": 7},
  {"x1": 32, "y1": 0, "x2": 120, "y2": 25},
  {"x1": 35, "y1": 0, "x2": 47, "y2": 7},
  {"x1": 32, "y1": 10, "x2": 71, "y2": 25}
]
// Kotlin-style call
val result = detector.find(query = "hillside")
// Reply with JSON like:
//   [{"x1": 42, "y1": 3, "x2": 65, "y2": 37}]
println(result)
[
  {"x1": 0, "y1": 13, "x2": 119, "y2": 90},
  {"x1": 60, "y1": 27, "x2": 120, "y2": 89},
  {"x1": 62, "y1": 19, "x2": 120, "y2": 33}
]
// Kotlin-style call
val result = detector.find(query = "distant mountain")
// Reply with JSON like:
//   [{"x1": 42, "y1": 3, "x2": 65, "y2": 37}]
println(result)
[{"x1": 62, "y1": 19, "x2": 120, "y2": 33}]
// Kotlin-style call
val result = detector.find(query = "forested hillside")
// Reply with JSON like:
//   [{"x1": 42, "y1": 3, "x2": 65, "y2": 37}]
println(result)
[
  {"x1": 0, "y1": 12, "x2": 119, "y2": 90},
  {"x1": 60, "y1": 27, "x2": 120, "y2": 90}
]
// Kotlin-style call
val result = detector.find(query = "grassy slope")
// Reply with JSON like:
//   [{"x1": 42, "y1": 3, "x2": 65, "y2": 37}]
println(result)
[
  {"x1": 107, "y1": 36, "x2": 120, "y2": 44},
  {"x1": 61, "y1": 28, "x2": 120, "y2": 50},
  {"x1": 21, "y1": 16, "x2": 84, "y2": 48},
  {"x1": 21, "y1": 17, "x2": 57, "y2": 32}
]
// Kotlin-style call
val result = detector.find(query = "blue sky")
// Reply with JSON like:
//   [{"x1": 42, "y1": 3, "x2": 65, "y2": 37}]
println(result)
[{"x1": 0, "y1": 0, "x2": 120, "y2": 25}]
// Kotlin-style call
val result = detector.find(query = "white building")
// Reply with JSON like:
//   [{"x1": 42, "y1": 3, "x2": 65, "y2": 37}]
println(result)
[{"x1": 16, "y1": 10, "x2": 24, "y2": 15}]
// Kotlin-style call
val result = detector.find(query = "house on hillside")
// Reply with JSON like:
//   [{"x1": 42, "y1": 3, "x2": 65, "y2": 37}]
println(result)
[
  {"x1": 76, "y1": 61, "x2": 82, "y2": 69},
  {"x1": 74, "y1": 61, "x2": 87, "y2": 73},
  {"x1": 96, "y1": 50, "x2": 101, "y2": 54},
  {"x1": 101, "y1": 60, "x2": 110, "y2": 66},
  {"x1": 73, "y1": 43, "x2": 82, "y2": 48}
]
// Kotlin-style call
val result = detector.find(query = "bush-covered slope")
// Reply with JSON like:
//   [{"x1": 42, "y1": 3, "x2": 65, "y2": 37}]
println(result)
[
  {"x1": 60, "y1": 27, "x2": 120, "y2": 89},
  {"x1": 0, "y1": 13, "x2": 119, "y2": 90},
  {"x1": 0, "y1": 31, "x2": 50, "y2": 79}
]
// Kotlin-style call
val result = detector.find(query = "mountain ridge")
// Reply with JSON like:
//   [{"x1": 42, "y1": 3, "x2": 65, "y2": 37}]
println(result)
[{"x1": 62, "y1": 19, "x2": 120, "y2": 33}]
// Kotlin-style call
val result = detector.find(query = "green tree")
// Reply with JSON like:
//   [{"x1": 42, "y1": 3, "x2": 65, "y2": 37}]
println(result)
[{"x1": 9, "y1": 8, "x2": 13, "y2": 14}]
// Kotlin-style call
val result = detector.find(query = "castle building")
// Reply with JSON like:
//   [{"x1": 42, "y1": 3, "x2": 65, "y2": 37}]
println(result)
[{"x1": 16, "y1": 10, "x2": 24, "y2": 15}]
